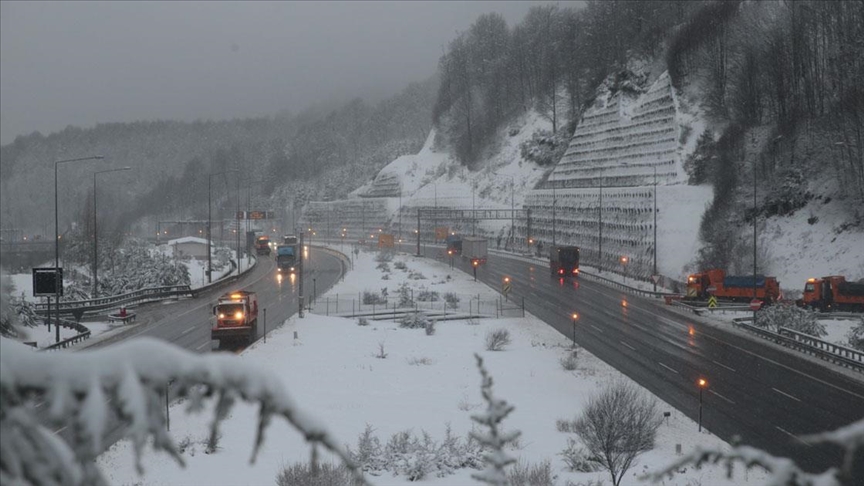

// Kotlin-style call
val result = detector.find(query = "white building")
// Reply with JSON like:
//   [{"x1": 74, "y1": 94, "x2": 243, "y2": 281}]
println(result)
[{"x1": 166, "y1": 236, "x2": 210, "y2": 260}]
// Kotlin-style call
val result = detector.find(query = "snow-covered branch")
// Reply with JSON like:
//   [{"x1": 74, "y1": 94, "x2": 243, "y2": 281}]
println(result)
[
  {"x1": 469, "y1": 353, "x2": 521, "y2": 485},
  {"x1": 0, "y1": 337, "x2": 366, "y2": 486},
  {"x1": 646, "y1": 419, "x2": 864, "y2": 486}
]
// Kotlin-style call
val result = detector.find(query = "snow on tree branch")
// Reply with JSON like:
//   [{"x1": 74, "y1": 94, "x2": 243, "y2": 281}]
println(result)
[
  {"x1": 0, "y1": 337, "x2": 367, "y2": 486},
  {"x1": 645, "y1": 418, "x2": 864, "y2": 486},
  {"x1": 469, "y1": 353, "x2": 521, "y2": 486}
]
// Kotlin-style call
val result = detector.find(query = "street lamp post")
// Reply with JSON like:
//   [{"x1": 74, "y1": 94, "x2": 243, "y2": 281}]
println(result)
[
  {"x1": 56, "y1": 155, "x2": 104, "y2": 342},
  {"x1": 552, "y1": 181, "x2": 557, "y2": 248},
  {"x1": 653, "y1": 167, "x2": 658, "y2": 292},
  {"x1": 598, "y1": 171, "x2": 603, "y2": 273},
  {"x1": 208, "y1": 169, "x2": 238, "y2": 283},
  {"x1": 697, "y1": 378, "x2": 708, "y2": 432},
  {"x1": 571, "y1": 312, "x2": 579, "y2": 348},
  {"x1": 620, "y1": 256, "x2": 629, "y2": 283},
  {"x1": 93, "y1": 167, "x2": 131, "y2": 297}
]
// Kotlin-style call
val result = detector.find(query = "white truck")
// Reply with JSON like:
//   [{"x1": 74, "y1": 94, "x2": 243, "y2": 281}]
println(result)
[{"x1": 462, "y1": 236, "x2": 488, "y2": 264}]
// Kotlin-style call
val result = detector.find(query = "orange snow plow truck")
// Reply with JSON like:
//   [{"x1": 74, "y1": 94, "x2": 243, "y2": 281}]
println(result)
[
  {"x1": 686, "y1": 269, "x2": 781, "y2": 303},
  {"x1": 211, "y1": 290, "x2": 259, "y2": 345},
  {"x1": 798, "y1": 276, "x2": 864, "y2": 312}
]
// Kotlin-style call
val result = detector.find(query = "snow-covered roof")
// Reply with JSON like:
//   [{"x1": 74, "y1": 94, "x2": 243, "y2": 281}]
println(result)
[{"x1": 166, "y1": 236, "x2": 209, "y2": 245}]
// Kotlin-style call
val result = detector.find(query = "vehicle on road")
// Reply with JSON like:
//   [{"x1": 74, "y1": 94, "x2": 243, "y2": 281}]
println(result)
[
  {"x1": 462, "y1": 236, "x2": 487, "y2": 264},
  {"x1": 798, "y1": 276, "x2": 864, "y2": 312},
  {"x1": 550, "y1": 245, "x2": 580, "y2": 277},
  {"x1": 255, "y1": 235, "x2": 271, "y2": 256},
  {"x1": 276, "y1": 243, "x2": 300, "y2": 274},
  {"x1": 212, "y1": 290, "x2": 258, "y2": 346},
  {"x1": 686, "y1": 269, "x2": 781, "y2": 303},
  {"x1": 445, "y1": 234, "x2": 462, "y2": 256}
]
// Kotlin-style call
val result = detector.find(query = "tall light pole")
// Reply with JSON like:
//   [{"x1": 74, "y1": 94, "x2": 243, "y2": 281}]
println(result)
[
  {"x1": 56, "y1": 155, "x2": 103, "y2": 342},
  {"x1": 598, "y1": 171, "x2": 603, "y2": 273},
  {"x1": 552, "y1": 179, "x2": 557, "y2": 248},
  {"x1": 697, "y1": 378, "x2": 708, "y2": 432},
  {"x1": 753, "y1": 158, "x2": 758, "y2": 322},
  {"x1": 208, "y1": 169, "x2": 237, "y2": 283},
  {"x1": 93, "y1": 167, "x2": 131, "y2": 297},
  {"x1": 510, "y1": 177, "x2": 515, "y2": 250},
  {"x1": 653, "y1": 167, "x2": 658, "y2": 292}
]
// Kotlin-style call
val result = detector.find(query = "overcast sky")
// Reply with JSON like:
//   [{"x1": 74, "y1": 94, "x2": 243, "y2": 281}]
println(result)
[{"x1": 0, "y1": 1, "x2": 571, "y2": 145}]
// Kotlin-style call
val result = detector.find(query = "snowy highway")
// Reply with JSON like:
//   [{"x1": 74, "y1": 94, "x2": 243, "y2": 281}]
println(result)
[
  {"x1": 412, "y1": 245, "x2": 864, "y2": 475},
  {"x1": 85, "y1": 248, "x2": 346, "y2": 353}
]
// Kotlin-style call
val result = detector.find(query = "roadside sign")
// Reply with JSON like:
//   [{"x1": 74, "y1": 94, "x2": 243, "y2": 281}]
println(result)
[
  {"x1": 750, "y1": 299, "x2": 763, "y2": 311},
  {"x1": 651, "y1": 275, "x2": 660, "y2": 284},
  {"x1": 32, "y1": 267, "x2": 63, "y2": 297},
  {"x1": 686, "y1": 287, "x2": 697, "y2": 297},
  {"x1": 502, "y1": 277, "x2": 512, "y2": 295},
  {"x1": 707, "y1": 296, "x2": 718, "y2": 308}
]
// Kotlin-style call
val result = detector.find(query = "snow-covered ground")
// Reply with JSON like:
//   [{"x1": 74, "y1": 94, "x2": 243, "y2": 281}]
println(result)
[
  {"x1": 98, "y1": 246, "x2": 766, "y2": 486},
  {"x1": 702, "y1": 310, "x2": 859, "y2": 349}
]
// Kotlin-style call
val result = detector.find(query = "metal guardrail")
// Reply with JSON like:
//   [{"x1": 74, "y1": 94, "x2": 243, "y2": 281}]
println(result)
[
  {"x1": 42, "y1": 318, "x2": 92, "y2": 352},
  {"x1": 33, "y1": 285, "x2": 194, "y2": 317},
  {"x1": 34, "y1": 256, "x2": 258, "y2": 318},
  {"x1": 732, "y1": 318, "x2": 864, "y2": 372}
]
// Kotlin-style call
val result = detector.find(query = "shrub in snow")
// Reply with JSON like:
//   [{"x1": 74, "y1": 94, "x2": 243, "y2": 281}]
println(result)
[
  {"x1": 1, "y1": 274, "x2": 40, "y2": 338},
  {"x1": 407, "y1": 357, "x2": 433, "y2": 366},
  {"x1": 573, "y1": 381, "x2": 662, "y2": 486},
  {"x1": 485, "y1": 328, "x2": 512, "y2": 351},
  {"x1": 276, "y1": 461, "x2": 360, "y2": 486},
  {"x1": 408, "y1": 270, "x2": 426, "y2": 280},
  {"x1": 754, "y1": 303, "x2": 825, "y2": 336},
  {"x1": 375, "y1": 342, "x2": 388, "y2": 359},
  {"x1": 374, "y1": 251, "x2": 393, "y2": 263},
  {"x1": 416, "y1": 288, "x2": 440, "y2": 302},
  {"x1": 507, "y1": 459, "x2": 555, "y2": 486},
  {"x1": 444, "y1": 292, "x2": 460, "y2": 309},
  {"x1": 397, "y1": 283, "x2": 415, "y2": 308},
  {"x1": 425, "y1": 319, "x2": 437, "y2": 336},
  {"x1": 362, "y1": 290, "x2": 387, "y2": 305},
  {"x1": 399, "y1": 311, "x2": 431, "y2": 330},
  {"x1": 469, "y1": 353, "x2": 521, "y2": 485},
  {"x1": 357, "y1": 317, "x2": 370, "y2": 327},
  {"x1": 345, "y1": 424, "x2": 482, "y2": 480},
  {"x1": 763, "y1": 168, "x2": 813, "y2": 217},
  {"x1": 559, "y1": 437, "x2": 601, "y2": 473},
  {"x1": 846, "y1": 318, "x2": 864, "y2": 351},
  {"x1": 683, "y1": 130, "x2": 716, "y2": 185},
  {"x1": 556, "y1": 419, "x2": 574, "y2": 433},
  {"x1": 519, "y1": 129, "x2": 569, "y2": 167},
  {"x1": 394, "y1": 261, "x2": 407, "y2": 271},
  {"x1": 0, "y1": 336, "x2": 364, "y2": 486},
  {"x1": 376, "y1": 262, "x2": 391, "y2": 273},
  {"x1": 560, "y1": 351, "x2": 579, "y2": 371},
  {"x1": 647, "y1": 418, "x2": 864, "y2": 486},
  {"x1": 95, "y1": 241, "x2": 191, "y2": 297}
]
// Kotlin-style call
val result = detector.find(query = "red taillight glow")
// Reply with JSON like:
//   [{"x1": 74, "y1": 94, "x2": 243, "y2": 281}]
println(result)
[
  {"x1": 573, "y1": 269, "x2": 579, "y2": 274},
  {"x1": 558, "y1": 269, "x2": 564, "y2": 274}
]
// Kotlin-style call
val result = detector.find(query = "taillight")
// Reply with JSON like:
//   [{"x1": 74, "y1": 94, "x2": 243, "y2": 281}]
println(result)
[
  {"x1": 558, "y1": 269, "x2": 564, "y2": 274},
  {"x1": 573, "y1": 269, "x2": 578, "y2": 274}
]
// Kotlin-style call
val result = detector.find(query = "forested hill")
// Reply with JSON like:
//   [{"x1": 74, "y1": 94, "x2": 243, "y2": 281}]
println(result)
[
  {"x1": 432, "y1": 0, "x2": 863, "y2": 274},
  {"x1": 0, "y1": 76, "x2": 436, "y2": 234}
]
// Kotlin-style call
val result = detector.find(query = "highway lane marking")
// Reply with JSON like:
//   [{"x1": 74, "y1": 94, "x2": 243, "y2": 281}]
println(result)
[
  {"x1": 698, "y1": 331, "x2": 864, "y2": 401},
  {"x1": 712, "y1": 360, "x2": 736, "y2": 372},
  {"x1": 775, "y1": 426, "x2": 812, "y2": 447},
  {"x1": 53, "y1": 425, "x2": 68, "y2": 435},
  {"x1": 196, "y1": 341, "x2": 211, "y2": 351},
  {"x1": 708, "y1": 389, "x2": 735, "y2": 404},
  {"x1": 591, "y1": 325, "x2": 604, "y2": 334},
  {"x1": 620, "y1": 340, "x2": 636, "y2": 351},
  {"x1": 181, "y1": 326, "x2": 195, "y2": 336},
  {"x1": 772, "y1": 387, "x2": 801, "y2": 402},
  {"x1": 658, "y1": 362, "x2": 679, "y2": 374}
]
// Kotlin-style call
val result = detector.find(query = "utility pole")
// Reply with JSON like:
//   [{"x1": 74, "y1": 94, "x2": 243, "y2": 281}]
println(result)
[
  {"x1": 552, "y1": 180, "x2": 557, "y2": 248},
  {"x1": 653, "y1": 167, "x2": 658, "y2": 292},
  {"x1": 598, "y1": 172, "x2": 603, "y2": 273},
  {"x1": 753, "y1": 157, "x2": 758, "y2": 322},
  {"x1": 472, "y1": 182, "x2": 476, "y2": 236},
  {"x1": 510, "y1": 178, "x2": 515, "y2": 250},
  {"x1": 298, "y1": 232, "x2": 305, "y2": 318}
]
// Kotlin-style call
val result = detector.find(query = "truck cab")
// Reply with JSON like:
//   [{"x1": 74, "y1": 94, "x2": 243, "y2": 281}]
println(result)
[
  {"x1": 276, "y1": 244, "x2": 299, "y2": 274},
  {"x1": 445, "y1": 235, "x2": 462, "y2": 256},
  {"x1": 211, "y1": 290, "x2": 258, "y2": 346},
  {"x1": 255, "y1": 236, "x2": 271, "y2": 256}
]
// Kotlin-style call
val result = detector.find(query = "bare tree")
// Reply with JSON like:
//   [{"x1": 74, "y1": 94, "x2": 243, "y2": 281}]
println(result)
[{"x1": 573, "y1": 381, "x2": 662, "y2": 486}]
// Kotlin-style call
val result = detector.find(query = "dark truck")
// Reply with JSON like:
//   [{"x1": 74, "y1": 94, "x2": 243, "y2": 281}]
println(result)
[
  {"x1": 550, "y1": 246, "x2": 580, "y2": 277},
  {"x1": 445, "y1": 235, "x2": 462, "y2": 256},
  {"x1": 211, "y1": 290, "x2": 258, "y2": 346},
  {"x1": 255, "y1": 235, "x2": 271, "y2": 256},
  {"x1": 276, "y1": 243, "x2": 300, "y2": 274}
]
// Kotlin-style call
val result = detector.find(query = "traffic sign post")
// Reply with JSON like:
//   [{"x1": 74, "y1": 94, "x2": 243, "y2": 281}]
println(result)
[
  {"x1": 707, "y1": 296, "x2": 718, "y2": 308},
  {"x1": 749, "y1": 299, "x2": 763, "y2": 312},
  {"x1": 502, "y1": 277, "x2": 512, "y2": 301}
]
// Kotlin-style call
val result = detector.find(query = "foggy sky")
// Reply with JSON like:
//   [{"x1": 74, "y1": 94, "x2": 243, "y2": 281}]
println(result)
[{"x1": 0, "y1": 1, "x2": 565, "y2": 145}]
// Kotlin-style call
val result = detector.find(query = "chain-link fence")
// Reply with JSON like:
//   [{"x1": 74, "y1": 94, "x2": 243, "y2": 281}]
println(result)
[{"x1": 309, "y1": 291, "x2": 524, "y2": 319}]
